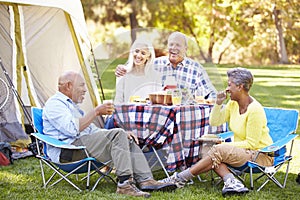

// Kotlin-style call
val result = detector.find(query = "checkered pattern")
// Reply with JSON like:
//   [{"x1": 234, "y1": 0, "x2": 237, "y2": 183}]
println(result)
[
  {"x1": 113, "y1": 104, "x2": 227, "y2": 172},
  {"x1": 153, "y1": 56, "x2": 217, "y2": 97}
]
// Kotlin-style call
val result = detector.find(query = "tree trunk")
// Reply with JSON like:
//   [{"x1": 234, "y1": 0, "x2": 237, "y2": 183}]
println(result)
[
  {"x1": 218, "y1": 45, "x2": 230, "y2": 64},
  {"x1": 207, "y1": 2, "x2": 215, "y2": 63},
  {"x1": 207, "y1": 30, "x2": 214, "y2": 63},
  {"x1": 187, "y1": 25, "x2": 209, "y2": 62},
  {"x1": 129, "y1": 0, "x2": 138, "y2": 43},
  {"x1": 273, "y1": 7, "x2": 289, "y2": 64}
]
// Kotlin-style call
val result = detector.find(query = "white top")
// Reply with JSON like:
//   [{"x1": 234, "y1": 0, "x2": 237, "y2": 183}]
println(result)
[{"x1": 114, "y1": 68, "x2": 163, "y2": 104}]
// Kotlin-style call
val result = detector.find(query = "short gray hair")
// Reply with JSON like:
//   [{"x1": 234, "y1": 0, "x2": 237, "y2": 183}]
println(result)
[
  {"x1": 168, "y1": 31, "x2": 188, "y2": 47},
  {"x1": 227, "y1": 67, "x2": 253, "y2": 91}
]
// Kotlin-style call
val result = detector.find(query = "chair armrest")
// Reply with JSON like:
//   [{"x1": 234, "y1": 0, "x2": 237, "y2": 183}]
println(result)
[
  {"x1": 31, "y1": 132, "x2": 86, "y2": 150},
  {"x1": 259, "y1": 134, "x2": 298, "y2": 153},
  {"x1": 193, "y1": 131, "x2": 234, "y2": 143},
  {"x1": 217, "y1": 131, "x2": 234, "y2": 140}
]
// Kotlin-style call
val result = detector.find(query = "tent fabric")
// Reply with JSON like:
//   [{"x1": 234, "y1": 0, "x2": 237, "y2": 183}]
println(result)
[{"x1": 0, "y1": 0, "x2": 101, "y2": 143}]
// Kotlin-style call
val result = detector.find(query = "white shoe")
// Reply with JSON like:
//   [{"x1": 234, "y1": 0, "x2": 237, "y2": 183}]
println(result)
[
  {"x1": 158, "y1": 172, "x2": 187, "y2": 188},
  {"x1": 222, "y1": 178, "x2": 249, "y2": 196}
]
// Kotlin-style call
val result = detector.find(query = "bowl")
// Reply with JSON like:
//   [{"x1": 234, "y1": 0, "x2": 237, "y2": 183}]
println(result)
[{"x1": 149, "y1": 93, "x2": 172, "y2": 105}]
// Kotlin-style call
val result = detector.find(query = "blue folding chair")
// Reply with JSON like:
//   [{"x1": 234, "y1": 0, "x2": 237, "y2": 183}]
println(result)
[
  {"x1": 217, "y1": 107, "x2": 299, "y2": 191},
  {"x1": 30, "y1": 107, "x2": 116, "y2": 191}
]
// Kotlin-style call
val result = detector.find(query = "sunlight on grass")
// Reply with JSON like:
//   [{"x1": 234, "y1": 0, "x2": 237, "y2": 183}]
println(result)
[
  {"x1": 0, "y1": 171, "x2": 31, "y2": 185},
  {"x1": 256, "y1": 79, "x2": 300, "y2": 87},
  {"x1": 5, "y1": 64, "x2": 294, "y2": 199},
  {"x1": 281, "y1": 138, "x2": 300, "y2": 174}
]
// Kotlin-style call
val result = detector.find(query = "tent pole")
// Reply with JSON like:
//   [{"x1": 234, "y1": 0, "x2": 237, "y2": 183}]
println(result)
[
  {"x1": 0, "y1": 58, "x2": 34, "y2": 131},
  {"x1": 90, "y1": 47, "x2": 105, "y2": 101},
  {"x1": 88, "y1": 48, "x2": 107, "y2": 128}
]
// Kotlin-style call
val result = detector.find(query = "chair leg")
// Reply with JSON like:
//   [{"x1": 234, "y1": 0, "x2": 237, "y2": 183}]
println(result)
[
  {"x1": 90, "y1": 162, "x2": 116, "y2": 191},
  {"x1": 142, "y1": 145, "x2": 170, "y2": 178},
  {"x1": 86, "y1": 160, "x2": 91, "y2": 190},
  {"x1": 152, "y1": 148, "x2": 170, "y2": 178},
  {"x1": 197, "y1": 175, "x2": 208, "y2": 182},
  {"x1": 39, "y1": 159, "x2": 46, "y2": 187},
  {"x1": 44, "y1": 161, "x2": 83, "y2": 191},
  {"x1": 250, "y1": 167, "x2": 254, "y2": 190}
]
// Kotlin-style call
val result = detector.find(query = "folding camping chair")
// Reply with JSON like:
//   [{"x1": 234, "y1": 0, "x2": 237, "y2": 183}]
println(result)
[
  {"x1": 30, "y1": 107, "x2": 116, "y2": 191},
  {"x1": 141, "y1": 144, "x2": 170, "y2": 178},
  {"x1": 217, "y1": 107, "x2": 299, "y2": 191}
]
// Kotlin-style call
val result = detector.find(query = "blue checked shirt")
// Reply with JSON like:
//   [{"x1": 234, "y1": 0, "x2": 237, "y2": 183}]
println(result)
[
  {"x1": 153, "y1": 56, "x2": 217, "y2": 99},
  {"x1": 43, "y1": 92, "x2": 99, "y2": 162}
]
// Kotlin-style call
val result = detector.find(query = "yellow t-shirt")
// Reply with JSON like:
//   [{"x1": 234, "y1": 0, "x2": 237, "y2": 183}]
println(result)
[{"x1": 209, "y1": 98, "x2": 273, "y2": 150}]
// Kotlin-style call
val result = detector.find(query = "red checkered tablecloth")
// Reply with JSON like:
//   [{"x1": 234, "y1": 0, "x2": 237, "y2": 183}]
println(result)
[{"x1": 113, "y1": 104, "x2": 227, "y2": 172}]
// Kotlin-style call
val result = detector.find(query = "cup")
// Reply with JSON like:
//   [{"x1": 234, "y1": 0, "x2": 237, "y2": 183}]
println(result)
[
  {"x1": 171, "y1": 89, "x2": 182, "y2": 105},
  {"x1": 194, "y1": 88, "x2": 205, "y2": 104},
  {"x1": 103, "y1": 99, "x2": 114, "y2": 108},
  {"x1": 103, "y1": 99, "x2": 114, "y2": 115},
  {"x1": 129, "y1": 95, "x2": 141, "y2": 103},
  {"x1": 103, "y1": 99, "x2": 113, "y2": 104}
]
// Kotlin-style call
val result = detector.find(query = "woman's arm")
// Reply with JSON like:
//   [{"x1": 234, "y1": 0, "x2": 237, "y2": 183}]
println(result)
[
  {"x1": 114, "y1": 76, "x2": 125, "y2": 104},
  {"x1": 209, "y1": 104, "x2": 227, "y2": 126}
]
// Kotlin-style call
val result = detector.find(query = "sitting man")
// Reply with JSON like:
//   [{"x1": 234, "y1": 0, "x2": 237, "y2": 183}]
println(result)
[{"x1": 42, "y1": 70, "x2": 176, "y2": 197}]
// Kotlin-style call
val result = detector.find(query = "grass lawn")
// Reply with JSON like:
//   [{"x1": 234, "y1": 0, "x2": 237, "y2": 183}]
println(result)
[{"x1": 1, "y1": 64, "x2": 299, "y2": 199}]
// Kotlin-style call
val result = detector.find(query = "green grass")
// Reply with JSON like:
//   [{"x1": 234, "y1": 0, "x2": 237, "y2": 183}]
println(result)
[{"x1": 1, "y1": 64, "x2": 300, "y2": 199}]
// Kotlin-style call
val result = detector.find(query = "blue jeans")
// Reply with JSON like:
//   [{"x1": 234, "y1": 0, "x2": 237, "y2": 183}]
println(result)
[{"x1": 104, "y1": 115, "x2": 116, "y2": 129}]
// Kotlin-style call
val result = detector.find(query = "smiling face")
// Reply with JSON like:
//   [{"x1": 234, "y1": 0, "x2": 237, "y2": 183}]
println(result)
[
  {"x1": 59, "y1": 72, "x2": 87, "y2": 104},
  {"x1": 226, "y1": 77, "x2": 242, "y2": 101},
  {"x1": 226, "y1": 68, "x2": 253, "y2": 101},
  {"x1": 132, "y1": 43, "x2": 151, "y2": 68},
  {"x1": 70, "y1": 74, "x2": 87, "y2": 104},
  {"x1": 167, "y1": 32, "x2": 187, "y2": 66}
]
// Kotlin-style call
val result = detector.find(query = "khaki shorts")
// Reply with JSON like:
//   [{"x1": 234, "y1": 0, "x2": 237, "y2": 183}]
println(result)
[{"x1": 206, "y1": 143, "x2": 274, "y2": 169}]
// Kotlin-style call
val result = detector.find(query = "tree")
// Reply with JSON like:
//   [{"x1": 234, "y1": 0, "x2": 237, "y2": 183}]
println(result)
[
  {"x1": 273, "y1": 5, "x2": 288, "y2": 64},
  {"x1": 81, "y1": 0, "x2": 300, "y2": 64}
]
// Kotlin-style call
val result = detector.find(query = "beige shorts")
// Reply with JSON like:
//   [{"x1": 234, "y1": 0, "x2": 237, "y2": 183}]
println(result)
[{"x1": 206, "y1": 143, "x2": 274, "y2": 169}]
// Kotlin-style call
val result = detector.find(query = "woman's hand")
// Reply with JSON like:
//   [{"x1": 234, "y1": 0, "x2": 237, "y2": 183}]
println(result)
[
  {"x1": 216, "y1": 90, "x2": 228, "y2": 105},
  {"x1": 127, "y1": 131, "x2": 139, "y2": 145},
  {"x1": 115, "y1": 64, "x2": 127, "y2": 77}
]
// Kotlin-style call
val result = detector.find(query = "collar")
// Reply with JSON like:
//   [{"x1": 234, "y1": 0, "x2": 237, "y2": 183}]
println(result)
[
  {"x1": 56, "y1": 92, "x2": 84, "y2": 115},
  {"x1": 56, "y1": 91, "x2": 74, "y2": 104},
  {"x1": 166, "y1": 57, "x2": 186, "y2": 69}
]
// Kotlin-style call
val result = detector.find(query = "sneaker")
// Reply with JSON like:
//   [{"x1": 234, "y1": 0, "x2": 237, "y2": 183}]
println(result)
[
  {"x1": 222, "y1": 178, "x2": 249, "y2": 196},
  {"x1": 117, "y1": 180, "x2": 151, "y2": 198},
  {"x1": 158, "y1": 172, "x2": 187, "y2": 188},
  {"x1": 139, "y1": 179, "x2": 177, "y2": 192}
]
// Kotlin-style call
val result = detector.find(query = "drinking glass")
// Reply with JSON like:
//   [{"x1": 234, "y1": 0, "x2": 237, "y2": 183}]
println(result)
[
  {"x1": 194, "y1": 88, "x2": 205, "y2": 104},
  {"x1": 172, "y1": 89, "x2": 182, "y2": 105}
]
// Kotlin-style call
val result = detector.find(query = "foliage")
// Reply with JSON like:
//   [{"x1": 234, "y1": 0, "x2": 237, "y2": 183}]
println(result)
[{"x1": 82, "y1": 0, "x2": 300, "y2": 65}]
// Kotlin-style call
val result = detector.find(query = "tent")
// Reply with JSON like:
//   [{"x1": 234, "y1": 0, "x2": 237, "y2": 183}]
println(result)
[{"x1": 0, "y1": 0, "x2": 101, "y2": 145}]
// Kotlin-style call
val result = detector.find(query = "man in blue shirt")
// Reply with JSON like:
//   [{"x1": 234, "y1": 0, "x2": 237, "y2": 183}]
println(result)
[{"x1": 43, "y1": 71, "x2": 176, "y2": 197}]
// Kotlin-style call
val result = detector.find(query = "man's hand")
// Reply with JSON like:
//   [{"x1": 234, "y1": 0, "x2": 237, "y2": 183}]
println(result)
[
  {"x1": 127, "y1": 131, "x2": 139, "y2": 145},
  {"x1": 94, "y1": 102, "x2": 115, "y2": 116},
  {"x1": 115, "y1": 64, "x2": 127, "y2": 77}
]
